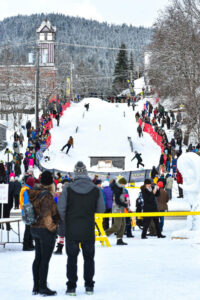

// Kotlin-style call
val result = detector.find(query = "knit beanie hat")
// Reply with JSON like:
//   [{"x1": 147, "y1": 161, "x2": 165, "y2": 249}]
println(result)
[
  {"x1": 74, "y1": 161, "x2": 87, "y2": 176},
  {"x1": 41, "y1": 170, "x2": 53, "y2": 186},
  {"x1": 157, "y1": 181, "x2": 164, "y2": 188},
  {"x1": 144, "y1": 178, "x2": 152, "y2": 185},
  {"x1": 26, "y1": 176, "x2": 35, "y2": 188},
  {"x1": 95, "y1": 179, "x2": 102, "y2": 185},
  {"x1": 118, "y1": 177, "x2": 127, "y2": 185}
]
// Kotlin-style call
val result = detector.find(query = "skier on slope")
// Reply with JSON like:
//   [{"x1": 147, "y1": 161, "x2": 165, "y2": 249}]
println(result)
[
  {"x1": 61, "y1": 136, "x2": 74, "y2": 154},
  {"x1": 131, "y1": 151, "x2": 145, "y2": 169}
]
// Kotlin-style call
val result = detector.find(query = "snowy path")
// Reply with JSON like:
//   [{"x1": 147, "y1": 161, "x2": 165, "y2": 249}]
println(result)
[
  {"x1": 41, "y1": 98, "x2": 161, "y2": 172},
  {"x1": 1, "y1": 220, "x2": 200, "y2": 300}
]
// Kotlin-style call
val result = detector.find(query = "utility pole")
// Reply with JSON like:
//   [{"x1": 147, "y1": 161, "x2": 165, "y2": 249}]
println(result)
[
  {"x1": 35, "y1": 46, "x2": 40, "y2": 129},
  {"x1": 70, "y1": 60, "x2": 74, "y2": 101}
]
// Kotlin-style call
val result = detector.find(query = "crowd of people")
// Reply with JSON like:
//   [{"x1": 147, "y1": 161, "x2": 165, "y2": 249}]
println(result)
[{"x1": 0, "y1": 94, "x2": 196, "y2": 297}]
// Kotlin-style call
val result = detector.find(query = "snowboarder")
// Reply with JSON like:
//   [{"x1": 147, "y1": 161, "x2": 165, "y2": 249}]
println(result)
[
  {"x1": 61, "y1": 136, "x2": 74, "y2": 154},
  {"x1": 131, "y1": 151, "x2": 144, "y2": 168},
  {"x1": 84, "y1": 103, "x2": 89, "y2": 111}
]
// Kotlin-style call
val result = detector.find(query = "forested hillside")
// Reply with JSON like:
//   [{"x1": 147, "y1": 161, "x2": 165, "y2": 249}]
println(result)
[{"x1": 0, "y1": 13, "x2": 152, "y2": 96}]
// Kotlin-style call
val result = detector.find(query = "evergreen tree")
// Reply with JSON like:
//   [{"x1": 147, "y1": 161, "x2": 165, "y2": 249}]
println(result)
[
  {"x1": 112, "y1": 43, "x2": 129, "y2": 94},
  {"x1": 129, "y1": 51, "x2": 135, "y2": 82}
]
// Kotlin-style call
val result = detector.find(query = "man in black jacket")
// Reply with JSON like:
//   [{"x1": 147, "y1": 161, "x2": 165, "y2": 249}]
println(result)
[
  {"x1": 131, "y1": 151, "x2": 144, "y2": 168},
  {"x1": 141, "y1": 179, "x2": 166, "y2": 239},
  {"x1": 58, "y1": 161, "x2": 105, "y2": 296}
]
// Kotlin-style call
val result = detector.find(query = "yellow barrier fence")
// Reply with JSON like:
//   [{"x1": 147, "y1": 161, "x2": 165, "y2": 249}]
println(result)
[{"x1": 95, "y1": 211, "x2": 200, "y2": 247}]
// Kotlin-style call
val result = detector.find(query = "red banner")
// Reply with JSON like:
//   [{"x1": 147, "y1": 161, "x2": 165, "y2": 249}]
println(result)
[
  {"x1": 46, "y1": 134, "x2": 51, "y2": 148},
  {"x1": 139, "y1": 119, "x2": 164, "y2": 152}
]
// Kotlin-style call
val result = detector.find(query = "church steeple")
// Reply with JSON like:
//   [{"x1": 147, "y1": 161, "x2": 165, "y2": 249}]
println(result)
[{"x1": 36, "y1": 19, "x2": 56, "y2": 66}]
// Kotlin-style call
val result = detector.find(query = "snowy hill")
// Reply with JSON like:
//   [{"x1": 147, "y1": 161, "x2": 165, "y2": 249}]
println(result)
[{"x1": 41, "y1": 97, "x2": 161, "y2": 172}]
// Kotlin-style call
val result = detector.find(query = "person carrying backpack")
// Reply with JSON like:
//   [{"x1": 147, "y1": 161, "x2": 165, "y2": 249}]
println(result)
[
  {"x1": 29, "y1": 171, "x2": 60, "y2": 296},
  {"x1": 20, "y1": 176, "x2": 35, "y2": 251}
]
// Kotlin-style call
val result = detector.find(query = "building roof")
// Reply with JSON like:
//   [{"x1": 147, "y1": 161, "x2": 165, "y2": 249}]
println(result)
[{"x1": 36, "y1": 19, "x2": 56, "y2": 33}]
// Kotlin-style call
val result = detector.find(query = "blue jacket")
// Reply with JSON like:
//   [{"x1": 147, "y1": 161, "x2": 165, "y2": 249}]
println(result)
[{"x1": 103, "y1": 186, "x2": 113, "y2": 209}]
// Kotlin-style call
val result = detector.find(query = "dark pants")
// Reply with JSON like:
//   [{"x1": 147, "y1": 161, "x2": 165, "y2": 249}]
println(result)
[
  {"x1": 66, "y1": 240, "x2": 95, "y2": 289},
  {"x1": 125, "y1": 217, "x2": 132, "y2": 236},
  {"x1": 137, "y1": 161, "x2": 144, "y2": 168},
  {"x1": 14, "y1": 194, "x2": 19, "y2": 209},
  {"x1": 23, "y1": 225, "x2": 34, "y2": 248},
  {"x1": 30, "y1": 228, "x2": 56, "y2": 289},
  {"x1": 178, "y1": 185, "x2": 183, "y2": 198},
  {"x1": 142, "y1": 217, "x2": 161, "y2": 238},
  {"x1": 61, "y1": 143, "x2": 71, "y2": 154},
  {"x1": 103, "y1": 208, "x2": 112, "y2": 230}
]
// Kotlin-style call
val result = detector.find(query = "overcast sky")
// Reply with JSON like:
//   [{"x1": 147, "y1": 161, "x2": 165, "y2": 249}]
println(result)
[{"x1": 0, "y1": 0, "x2": 172, "y2": 27}]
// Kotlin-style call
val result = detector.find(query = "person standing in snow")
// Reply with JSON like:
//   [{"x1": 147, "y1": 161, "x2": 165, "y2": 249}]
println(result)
[
  {"x1": 140, "y1": 179, "x2": 166, "y2": 239},
  {"x1": 106, "y1": 177, "x2": 129, "y2": 245},
  {"x1": 13, "y1": 176, "x2": 21, "y2": 209},
  {"x1": 137, "y1": 124, "x2": 143, "y2": 137},
  {"x1": 156, "y1": 181, "x2": 169, "y2": 232},
  {"x1": 29, "y1": 171, "x2": 60, "y2": 296},
  {"x1": 57, "y1": 161, "x2": 105, "y2": 296},
  {"x1": 102, "y1": 180, "x2": 113, "y2": 230},
  {"x1": 131, "y1": 151, "x2": 144, "y2": 168},
  {"x1": 165, "y1": 174, "x2": 173, "y2": 200},
  {"x1": 55, "y1": 112, "x2": 60, "y2": 126},
  {"x1": 61, "y1": 136, "x2": 74, "y2": 154}
]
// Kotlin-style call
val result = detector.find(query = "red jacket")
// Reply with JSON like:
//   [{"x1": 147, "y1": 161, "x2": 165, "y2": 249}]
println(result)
[{"x1": 176, "y1": 171, "x2": 183, "y2": 184}]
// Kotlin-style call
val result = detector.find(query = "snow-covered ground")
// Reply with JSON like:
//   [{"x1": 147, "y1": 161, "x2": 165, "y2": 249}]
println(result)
[
  {"x1": 41, "y1": 97, "x2": 161, "y2": 172},
  {"x1": 1, "y1": 219, "x2": 200, "y2": 300}
]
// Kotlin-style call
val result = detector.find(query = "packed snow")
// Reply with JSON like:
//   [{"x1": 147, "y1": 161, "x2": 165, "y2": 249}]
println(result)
[
  {"x1": 1, "y1": 219, "x2": 200, "y2": 300},
  {"x1": 41, "y1": 97, "x2": 161, "y2": 172}
]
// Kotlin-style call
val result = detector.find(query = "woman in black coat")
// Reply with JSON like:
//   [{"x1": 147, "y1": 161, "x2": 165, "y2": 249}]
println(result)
[{"x1": 141, "y1": 179, "x2": 166, "y2": 239}]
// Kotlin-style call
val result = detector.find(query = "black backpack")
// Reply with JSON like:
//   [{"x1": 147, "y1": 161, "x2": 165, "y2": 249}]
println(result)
[{"x1": 22, "y1": 190, "x2": 50, "y2": 226}]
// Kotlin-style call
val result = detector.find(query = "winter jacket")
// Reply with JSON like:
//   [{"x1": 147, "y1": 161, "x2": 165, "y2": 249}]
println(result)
[
  {"x1": 159, "y1": 154, "x2": 164, "y2": 165},
  {"x1": 57, "y1": 175, "x2": 105, "y2": 240},
  {"x1": 151, "y1": 167, "x2": 159, "y2": 179},
  {"x1": 157, "y1": 188, "x2": 169, "y2": 211},
  {"x1": 111, "y1": 182, "x2": 128, "y2": 213},
  {"x1": 19, "y1": 184, "x2": 30, "y2": 210},
  {"x1": 176, "y1": 171, "x2": 183, "y2": 184},
  {"x1": 28, "y1": 185, "x2": 60, "y2": 232},
  {"x1": 14, "y1": 180, "x2": 21, "y2": 196},
  {"x1": 165, "y1": 177, "x2": 173, "y2": 190},
  {"x1": 103, "y1": 186, "x2": 113, "y2": 209},
  {"x1": 141, "y1": 185, "x2": 159, "y2": 212},
  {"x1": 131, "y1": 153, "x2": 143, "y2": 163}
]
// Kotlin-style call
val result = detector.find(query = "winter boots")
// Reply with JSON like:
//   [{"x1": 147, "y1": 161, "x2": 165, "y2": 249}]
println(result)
[
  {"x1": 38, "y1": 287, "x2": 57, "y2": 296},
  {"x1": 85, "y1": 287, "x2": 94, "y2": 295},
  {"x1": 116, "y1": 238, "x2": 127, "y2": 245},
  {"x1": 54, "y1": 243, "x2": 63, "y2": 255},
  {"x1": 66, "y1": 288, "x2": 76, "y2": 296}
]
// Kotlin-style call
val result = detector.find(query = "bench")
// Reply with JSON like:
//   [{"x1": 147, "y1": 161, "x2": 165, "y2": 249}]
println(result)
[{"x1": 0, "y1": 218, "x2": 22, "y2": 248}]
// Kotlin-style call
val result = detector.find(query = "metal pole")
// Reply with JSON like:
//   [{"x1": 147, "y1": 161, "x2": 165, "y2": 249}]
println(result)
[
  {"x1": 35, "y1": 47, "x2": 40, "y2": 130},
  {"x1": 70, "y1": 61, "x2": 74, "y2": 101}
]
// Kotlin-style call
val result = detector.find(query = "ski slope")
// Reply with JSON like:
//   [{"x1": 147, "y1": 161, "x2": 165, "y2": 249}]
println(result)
[{"x1": 41, "y1": 97, "x2": 161, "y2": 172}]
